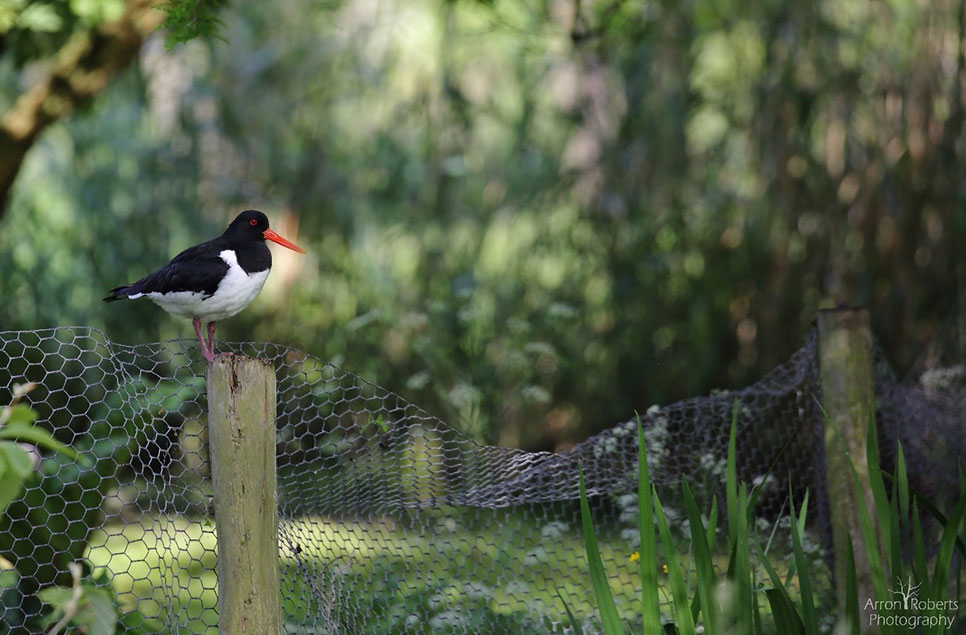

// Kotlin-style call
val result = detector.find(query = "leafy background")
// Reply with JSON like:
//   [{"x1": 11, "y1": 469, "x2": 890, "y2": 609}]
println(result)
[{"x1": 1, "y1": 0, "x2": 963, "y2": 449}]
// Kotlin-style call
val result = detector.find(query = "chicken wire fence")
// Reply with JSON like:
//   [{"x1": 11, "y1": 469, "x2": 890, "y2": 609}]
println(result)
[{"x1": 0, "y1": 324, "x2": 962, "y2": 633}]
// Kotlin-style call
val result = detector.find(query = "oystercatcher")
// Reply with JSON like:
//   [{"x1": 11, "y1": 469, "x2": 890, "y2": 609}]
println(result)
[{"x1": 104, "y1": 210, "x2": 305, "y2": 362}]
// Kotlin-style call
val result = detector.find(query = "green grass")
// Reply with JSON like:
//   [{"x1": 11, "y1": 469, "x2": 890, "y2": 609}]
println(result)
[
  {"x1": 78, "y1": 412, "x2": 966, "y2": 634},
  {"x1": 86, "y1": 509, "x2": 655, "y2": 632},
  {"x1": 83, "y1": 492, "x2": 827, "y2": 632},
  {"x1": 86, "y1": 516, "x2": 218, "y2": 633},
  {"x1": 574, "y1": 413, "x2": 966, "y2": 634}
]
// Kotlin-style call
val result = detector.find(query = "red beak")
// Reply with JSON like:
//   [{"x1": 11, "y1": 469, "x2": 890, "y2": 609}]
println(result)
[{"x1": 263, "y1": 229, "x2": 306, "y2": 254}]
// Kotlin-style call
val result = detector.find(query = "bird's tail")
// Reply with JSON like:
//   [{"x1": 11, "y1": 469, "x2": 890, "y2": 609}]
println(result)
[{"x1": 103, "y1": 285, "x2": 133, "y2": 302}]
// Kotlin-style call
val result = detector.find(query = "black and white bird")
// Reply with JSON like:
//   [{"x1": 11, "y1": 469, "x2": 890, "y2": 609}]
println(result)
[{"x1": 104, "y1": 210, "x2": 305, "y2": 362}]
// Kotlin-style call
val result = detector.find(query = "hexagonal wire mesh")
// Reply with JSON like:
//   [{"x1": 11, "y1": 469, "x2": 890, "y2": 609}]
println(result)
[{"x1": 0, "y1": 324, "x2": 962, "y2": 632}]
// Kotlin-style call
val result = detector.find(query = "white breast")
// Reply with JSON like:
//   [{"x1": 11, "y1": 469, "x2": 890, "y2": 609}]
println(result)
[{"x1": 148, "y1": 250, "x2": 270, "y2": 322}]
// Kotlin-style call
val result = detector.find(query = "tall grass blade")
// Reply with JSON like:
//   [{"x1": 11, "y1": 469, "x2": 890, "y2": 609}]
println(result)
[
  {"x1": 888, "y1": 484, "x2": 903, "y2": 585},
  {"x1": 682, "y1": 479, "x2": 717, "y2": 631},
  {"x1": 706, "y1": 496, "x2": 718, "y2": 555},
  {"x1": 764, "y1": 589, "x2": 805, "y2": 635},
  {"x1": 883, "y1": 471, "x2": 966, "y2": 559},
  {"x1": 903, "y1": 483, "x2": 966, "y2": 560},
  {"x1": 779, "y1": 488, "x2": 809, "y2": 591},
  {"x1": 554, "y1": 586, "x2": 584, "y2": 635},
  {"x1": 751, "y1": 569, "x2": 762, "y2": 634},
  {"x1": 747, "y1": 427, "x2": 797, "y2": 515},
  {"x1": 733, "y1": 485, "x2": 752, "y2": 635},
  {"x1": 577, "y1": 463, "x2": 624, "y2": 635},
  {"x1": 788, "y1": 489, "x2": 818, "y2": 634},
  {"x1": 912, "y1": 500, "x2": 928, "y2": 588},
  {"x1": 795, "y1": 489, "x2": 809, "y2": 538},
  {"x1": 755, "y1": 539, "x2": 797, "y2": 605},
  {"x1": 654, "y1": 491, "x2": 696, "y2": 635},
  {"x1": 761, "y1": 499, "x2": 787, "y2": 557},
  {"x1": 636, "y1": 414, "x2": 662, "y2": 635},
  {"x1": 756, "y1": 536, "x2": 805, "y2": 634},
  {"x1": 958, "y1": 469, "x2": 965, "y2": 626},
  {"x1": 959, "y1": 471, "x2": 965, "y2": 619},
  {"x1": 726, "y1": 402, "x2": 739, "y2": 552},
  {"x1": 845, "y1": 536, "x2": 859, "y2": 635},
  {"x1": 843, "y1": 427, "x2": 889, "y2": 606},
  {"x1": 755, "y1": 518, "x2": 809, "y2": 633},
  {"x1": 930, "y1": 494, "x2": 966, "y2": 606},
  {"x1": 689, "y1": 593, "x2": 701, "y2": 626},
  {"x1": 895, "y1": 443, "x2": 909, "y2": 523},
  {"x1": 864, "y1": 414, "x2": 893, "y2": 575}
]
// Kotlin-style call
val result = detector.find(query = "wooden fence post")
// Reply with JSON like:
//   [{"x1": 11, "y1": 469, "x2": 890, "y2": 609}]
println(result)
[
  {"x1": 817, "y1": 307, "x2": 879, "y2": 630},
  {"x1": 206, "y1": 356, "x2": 282, "y2": 634}
]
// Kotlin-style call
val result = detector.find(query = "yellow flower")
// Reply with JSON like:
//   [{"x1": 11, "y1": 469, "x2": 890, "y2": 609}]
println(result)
[{"x1": 628, "y1": 553, "x2": 669, "y2": 574}]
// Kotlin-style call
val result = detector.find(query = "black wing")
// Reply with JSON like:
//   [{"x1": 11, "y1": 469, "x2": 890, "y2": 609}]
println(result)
[{"x1": 103, "y1": 239, "x2": 231, "y2": 302}]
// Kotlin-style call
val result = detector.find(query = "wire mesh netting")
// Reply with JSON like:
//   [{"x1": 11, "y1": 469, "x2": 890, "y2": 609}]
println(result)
[{"x1": 0, "y1": 324, "x2": 962, "y2": 633}]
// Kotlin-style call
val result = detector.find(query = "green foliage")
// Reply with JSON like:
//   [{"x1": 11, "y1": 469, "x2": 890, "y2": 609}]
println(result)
[
  {"x1": 0, "y1": 377, "x2": 181, "y2": 632},
  {"x1": 844, "y1": 539, "x2": 858, "y2": 635},
  {"x1": 635, "y1": 414, "x2": 661, "y2": 635},
  {"x1": 371, "y1": 413, "x2": 389, "y2": 434},
  {"x1": 853, "y1": 415, "x2": 966, "y2": 635},
  {"x1": 0, "y1": 443, "x2": 32, "y2": 515},
  {"x1": 554, "y1": 585, "x2": 584, "y2": 635},
  {"x1": 0, "y1": 0, "x2": 125, "y2": 66},
  {"x1": 34, "y1": 563, "x2": 162, "y2": 633},
  {"x1": 159, "y1": 0, "x2": 227, "y2": 49},
  {"x1": 787, "y1": 490, "x2": 818, "y2": 633},
  {"x1": 576, "y1": 462, "x2": 623, "y2": 634},
  {"x1": 38, "y1": 564, "x2": 117, "y2": 635},
  {"x1": 337, "y1": 580, "x2": 551, "y2": 634},
  {"x1": 577, "y1": 411, "x2": 966, "y2": 634},
  {"x1": 4, "y1": 0, "x2": 962, "y2": 451},
  {"x1": 0, "y1": 383, "x2": 78, "y2": 514},
  {"x1": 682, "y1": 480, "x2": 717, "y2": 631},
  {"x1": 653, "y1": 487, "x2": 696, "y2": 635}
]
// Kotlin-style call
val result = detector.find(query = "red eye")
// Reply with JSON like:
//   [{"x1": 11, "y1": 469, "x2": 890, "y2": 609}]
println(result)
[{"x1": 249, "y1": 218, "x2": 258, "y2": 226}]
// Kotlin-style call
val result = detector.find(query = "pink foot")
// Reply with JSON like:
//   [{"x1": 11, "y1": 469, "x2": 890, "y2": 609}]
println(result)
[{"x1": 193, "y1": 317, "x2": 215, "y2": 362}]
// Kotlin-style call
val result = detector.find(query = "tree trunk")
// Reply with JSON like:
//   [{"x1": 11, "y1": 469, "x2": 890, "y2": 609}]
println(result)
[{"x1": 0, "y1": 0, "x2": 163, "y2": 215}]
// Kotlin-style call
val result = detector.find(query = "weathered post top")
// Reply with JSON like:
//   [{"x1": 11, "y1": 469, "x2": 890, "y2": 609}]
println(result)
[{"x1": 206, "y1": 355, "x2": 282, "y2": 635}]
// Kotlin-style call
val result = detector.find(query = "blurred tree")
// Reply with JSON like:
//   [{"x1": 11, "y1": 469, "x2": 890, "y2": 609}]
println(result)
[
  {"x1": 2, "y1": 0, "x2": 963, "y2": 451},
  {"x1": 0, "y1": 0, "x2": 163, "y2": 213},
  {"x1": 0, "y1": 0, "x2": 230, "y2": 214}
]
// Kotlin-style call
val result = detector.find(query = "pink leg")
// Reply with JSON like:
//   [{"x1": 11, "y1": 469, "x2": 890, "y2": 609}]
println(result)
[
  {"x1": 193, "y1": 317, "x2": 214, "y2": 362},
  {"x1": 206, "y1": 322, "x2": 216, "y2": 356},
  {"x1": 207, "y1": 321, "x2": 233, "y2": 359}
]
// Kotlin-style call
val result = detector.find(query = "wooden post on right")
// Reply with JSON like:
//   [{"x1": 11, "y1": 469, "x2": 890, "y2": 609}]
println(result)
[{"x1": 816, "y1": 307, "x2": 880, "y2": 632}]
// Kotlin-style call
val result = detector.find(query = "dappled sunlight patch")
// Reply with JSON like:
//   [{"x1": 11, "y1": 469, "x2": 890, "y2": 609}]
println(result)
[{"x1": 86, "y1": 515, "x2": 218, "y2": 625}]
